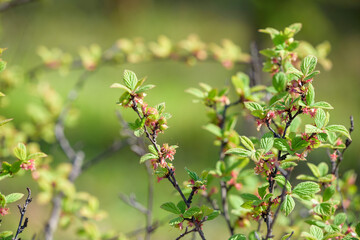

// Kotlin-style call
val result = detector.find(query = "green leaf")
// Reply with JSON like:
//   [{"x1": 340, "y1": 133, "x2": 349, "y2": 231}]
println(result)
[
  {"x1": 136, "y1": 84, "x2": 156, "y2": 93},
  {"x1": 325, "y1": 125, "x2": 351, "y2": 140},
  {"x1": 240, "y1": 136, "x2": 255, "y2": 151},
  {"x1": 315, "y1": 108, "x2": 326, "y2": 128},
  {"x1": 318, "y1": 162, "x2": 329, "y2": 176},
  {"x1": 28, "y1": 152, "x2": 48, "y2": 159},
  {"x1": 148, "y1": 145, "x2": 158, "y2": 156},
  {"x1": 355, "y1": 222, "x2": 360, "y2": 236},
  {"x1": 110, "y1": 83, "x2": 132, "y2": 93},
  {"x1": 123, "y1": 70, "x2": 138, "y2": 91},
  {"x1": 134, "y1": 128, "x2": 144, "y2": 137},
  {"x1": 185, "y1": 167, "x2": 199, "y2": 181},
  {"x1": 286, "y1": 66, "x2": 303, "y2": 79},
  {"x1": 169, "y1": 216, "x2": 184, "y2": 226},
  {"x1": 5, "y1": 193, "x2": 24, "y2": 204},
  {"x1": 310, "y1": 225, "x2": 323, "y2": 240},
  {"x1": 334, "y1": 213, "x2": 347, "y2": 226},
  {"x1": 202, "y1": 124, "x2": 222, "y2": 137},
  {"x1": 244, "y1": 102, "x2": 263, "y2": 111},
  {"x1": 225, "y1": 148, "x2": 251, "y2": 158},
  {"x1": 274, "y1": 138, "x2": 291, "y2": 152},
  {"x1": 274, "y1": 175, "x2": 292, "y2": 192},
  {"x1": 307, "y1": 163, "x2": 321, "y2": 178},
  {"x1": 323, "y1": 185, "x2": 335, "y2": 202},
  {"x1": 281, "y1": 195, "x2": 295, "y2": 216},
  {"x1": 291, "y1": 137, "x2": 309, "y2": 150},
  {"x1": 177, "y1": 201, "x2": 186, "y2": 214},
  {"x1": 305, "y1": 124, "x2": 323, "y2": 134},
  {"x1": 311, "y1": 101, "x2": 334, "y2": 110},
  {"x1": 228, "y1": 234, "x2": 247, "y2": 240},
  {"x1": 186, "y1": 88, "x2": 205, "y2": 98},
  {"x1": 272, "y1": 72, "x2": 287, "y2": 92},
  {"x1": 293, "y1": 181, "x2": 320, "y2": 197},
  {"x1": 183, "y1": 206, "x2": 201, "y2": 218},
  {"x1": 314, "y1": 202, "x2": 334, "y2": 217},
  {"x1": 240, "y1": 193, "x2": 259, "y2": 201},
  {"x1": 260, "y1": 132, "x2": 274, "y2": 152},
  {"x1": 13, "y1": 143, "x2": 27, "y2": 161},
  {"x1": 258, "y1": 184, "x2": 269, "y2": 199},
  {"x1": 306, "y1": 83, "x2": 315, "y2": 105},
  {"x1": 288, "y1": 23, "x2": 302, "y2": 35},
  {"x1": 207, "y1": 210, "x2": 220, "y2": 220},
  {"x1": 160, "y1": 202, "x2": 181, "y2": 214},
  {"x1": 0, "y1": 118, "x2": 13, "y2": 127},
  {"x1": 301, "y1": 55, "x2": 317, "y2": 76},
  {"x1": 139, "y1": 153, "x2": 157, "y2": 163},
  {"x1": 0, "y1": 231, "x2": 13, "y2": 239}
]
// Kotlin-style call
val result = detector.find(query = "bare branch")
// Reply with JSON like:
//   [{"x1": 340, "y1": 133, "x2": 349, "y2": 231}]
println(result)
[
  {"x1": 13, "y1": 188, "x2": 32, "y2": 240},
  {"x1": 120, "y1": 193, "x2": 148, "y2": 215}
]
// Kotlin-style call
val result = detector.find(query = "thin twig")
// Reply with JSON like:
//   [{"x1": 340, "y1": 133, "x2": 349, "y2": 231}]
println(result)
[{"x1": 13, "y1": 188, "x2": 32, "y2": 240}]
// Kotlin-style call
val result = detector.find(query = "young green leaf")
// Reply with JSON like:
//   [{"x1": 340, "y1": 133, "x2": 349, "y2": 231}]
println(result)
[
  {"x1": 240, "y1": 136, "x2": 255, "y2": 151},
  {"x1": 110, "y1": 83, "x2": 132, "y2": 93},
  {"x1": 315, "y1": 108, "x2": 327, "y2": 128},
  {"x1": 0, "y1": 118, "x2": 13, "y2": 127},
  {"x1": 169, "y1": 216, "x2": 184, "y2": 226},
  {"x1": 325, "y1": 125, "x2": 351, "y2": 140},
  {"x1": 306, "y1": 83, "x2": 315, "y2": 105},
  {"x1": 301, "y1": 55, "x2": 317, "y2": 76},
  {"x1": 305, "y1": 124, "x2": 323, "y2": 134},
  {"x1": 228, "y1": 234, "x2": 247, "y2": 240},
  {"x1": 311, "y1": 101, "x2": 333, "y2": 110},
  {"x1": 281, "y1": 195, "x2": 295, "y2": 216},
  {"x1": 160, "y1": 202, "x2": 181, "y2": 214},
  {"x1": 291, "y1": 137, "x2": 309, "y2": 150},
  {"x1": 139, "y1": 153, "x2": 157, "y2": 163},
  {"x1": 293, "y1": 181, "x2": 320, "y2": 197},
  {"x1": 310, "y1": 225, "x2": 323, "y2": 240},
  {"x1": 225, "y1": 148, "x2": 251, "y2": 158},
  {"x1": 123, "y1": 70, "x2": 138, "y2": 91},
  {"x1": 307, "y1": 163, "x2": 321, "y2": 178},
  {"x1": 206, "y1": 210, "x2": 220, "y2": 220},
  {"x1": 323, "y1": 185, "x2": 335, "y2": 202},
  {"x1": 260, "y1": 132, "x2": 274, "y2": 152},
  {"x1": 13, "y1": 143, "x2": 27, "y2": 161},
  {"x1": 272, "y1": 72, "x2": 287, "y2": 92},
  {"x1": 185, "y1": 88, "x2": 205, "y2": 98},
  {"x1": 244, "y1": 102, "x2": 263, "y2": 112},
  {"x1": 185, "y1": 167, "x2": 199, "y2": 181},
  {"x1": 334, "y1": 213, "x2": 347, "y2": 226},
  {"x1": 202, "y1": 124, "x2": 222, "y2": 137},
  {"x1": 314, "y1": 202, "x2": 334, "y2": 217},
  {"x1": 5, "y1": 193, "x2": 24, "y2": 204},
  {"x1": 183, "y1": 206, "x2": 201, "y2": 218},
  {"x1": 274, "y1": 175, "x2": 292, "y2": 192}
]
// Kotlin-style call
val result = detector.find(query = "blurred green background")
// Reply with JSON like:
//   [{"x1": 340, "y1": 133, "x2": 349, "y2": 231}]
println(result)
[{"x1": 0, "y1": 0, "x2": 359, "y2": 239}]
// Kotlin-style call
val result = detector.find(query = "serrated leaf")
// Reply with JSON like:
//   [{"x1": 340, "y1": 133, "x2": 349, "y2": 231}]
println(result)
[
  {"x1": 161, "y1": 202, "x2": 181, "y2": 214},
  {"x1": 281, "y1": 195, "x2": 295, "y2": 216},
  {"x1": 169, "y1": 216, "x2": 184, "y2": 226},
  {"x1": 13, "y1": 143, "x2": 27, "y2": 161},
  {"x1": 305, "y1": 125, "x2": 323, "y2": 134},
  {"x1": 5, "y1": 193, "x2": 24, "y2": 204},
  {"x1": 28, "y1": 152, "x2": 47, "y2": 159},
  {"x1": 134, "y1": 128, "x2": 144, "y2": 137},
  {"x1": 287, "y1": 66, "x2": 303, "y2": 79},
  {"x1": 301, "y1": 55, "x2": 317, "y2": 76},
  {"x1": 177, "y1": 201, "x2": 186, "y2": 214},
  {"x1": 325, "y1": 125, "x2": 351, "y2": 140},
  {"x1": 293, "y1": 181, "x2": 320, "y2": 197},
  {"x1": 272, "y1": 72, "x2": 287, "y2": 92},
  {"x1": 202, "y1": 124, "x2": 222, "y2": 137},
  {"x1": 139, "y1": 153, "x2": 157, "y2": 163},
  {"x1": 240, "y1": 193, "x2": 259, "y2": 201},
  {"x1": 307, "y1": 163, "x2": 321, "y2": 178},
  {"x1": 274, "y1": 175, "x2": 292, "y2": 192},
  {"x1": 185, "y1": 167, "x2": 199, "y2": 181},
  {"x1": 136, "y1": 84, "x2": 155, "y2": 93},
  {"x1": 240, "y1": 136, "x2": 255, "y2": 151},
  {"x1": 148, "y1": 145, "x2": 158, "y2": 156},
  {"x1": 183, "y1": 206, "x2": 201, "y2": 218},
  {"x1": 318, "y1": 162, "x2": 328, "y2": 176},
  {"x1": 225, "y1": 148, "x2": 251, "y2": 157},
  {"x1": 258, "y1": 184, "x2": 269, "y2": 199},
  {"x1": 274, "y1": 138, "x2": 291, "y2": 152},
  {"x1": 334, "y1": 213, "x2": 347, "y2": 226},
  {"x1": 315, "y1": 108, "x2": 326, "y2": 128},
  {"x1": 186, "y1": 88, "x2": 205, "y2": 98},
  {"x1": 314, "y1": 202, "x2": 334, "y2": 217},
  {"x1": 306, "y1": 83, "x2": 315, "y2": 105},
  {"x1": 260, "y1": 132, "x2": 274, "y2": 152},
  {"x1": 310, "y1": 225, "x2": 323, "y2": 240},
  {"x1": 110, "y1": 83, "x2": 132, "y2": 93},
  {"x1": 207, "y1": 210, "x2": 220, "y2": 220},
  {"x1": 244, "y1": 102, "x2": 263, "y2": 111},
  {"x1": 228, "y1": 234, "x2": 246, "y2": 240},
  {"x1": 291, "y1": 137, "x2": 309, "y2": 150},
  {"x1": 123, "y1": 70, "x2": 138, "y2": 90},
  {"x1": 311, "y1": 101, "x2": 334, "y2": 109},
  {"x1": 323, "y1": 185, "x2": 335, "y2": 202}
]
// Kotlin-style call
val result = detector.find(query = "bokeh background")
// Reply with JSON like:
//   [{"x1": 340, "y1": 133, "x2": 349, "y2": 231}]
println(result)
[{"x1": 0, "y1": 0, "x2": 359, "y2": 239}]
